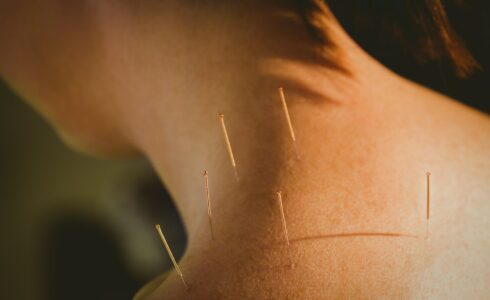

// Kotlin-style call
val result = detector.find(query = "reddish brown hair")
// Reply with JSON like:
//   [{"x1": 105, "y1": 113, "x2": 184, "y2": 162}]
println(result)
[{"x1": 298, "y1": 0, "x2": 480, "y2": 77}]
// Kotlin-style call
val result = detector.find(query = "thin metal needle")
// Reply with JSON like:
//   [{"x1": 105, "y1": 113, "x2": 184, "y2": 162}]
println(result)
[
  {"x1": 426, "y1": 172, "x2": 431, "y2": 240},
  {"x1": 155, "y1": 224, "x2": 189, "y2": 291},
  {"x1": 203, "y1": 170, "x2": 215, "y2": 240},
  {"x1": 278, "y1": 87, "x2": 300, "y2": 159},
  {"x1": 276, "y1": 191, "x2": 294, "y2": 267},
  {"x1": 218, "y1": 113, "x2": 239, "y2": 182}
]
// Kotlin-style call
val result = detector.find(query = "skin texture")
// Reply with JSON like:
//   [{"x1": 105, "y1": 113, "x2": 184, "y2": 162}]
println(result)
[{"x1": 1, "y1": 0, "x2": 489, "y2": 299}]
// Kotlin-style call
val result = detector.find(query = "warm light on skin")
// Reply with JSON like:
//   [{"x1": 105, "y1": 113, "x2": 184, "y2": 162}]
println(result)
[{"x1": 1, "y1": 1, "x2": 490, "y2": 299}]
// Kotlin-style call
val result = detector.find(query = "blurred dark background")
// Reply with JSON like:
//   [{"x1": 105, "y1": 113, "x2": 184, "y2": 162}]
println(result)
[
  {"x1": 0, "y1": 80, "x2": 186, "y2": 300},
  {"x1": 0, "y1": 1, "x2": 488, "y2": 300}
]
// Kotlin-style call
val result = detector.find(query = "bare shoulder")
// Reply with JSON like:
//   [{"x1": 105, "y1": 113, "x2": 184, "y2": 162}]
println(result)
[
  {"x1": 400, "y1": 81, "x2": 490, "y2": 299},
  {"x1": 293, "y1": 78, "x2": 490, "y2": 299},
  {"x1": 138, "y1": 79, "x2": 490, "y2": 300}
]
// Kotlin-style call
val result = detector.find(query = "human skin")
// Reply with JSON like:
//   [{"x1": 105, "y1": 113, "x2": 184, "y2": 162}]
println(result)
[{"x1": 1, "y1": 0, "x2": 489, "y2": 299}]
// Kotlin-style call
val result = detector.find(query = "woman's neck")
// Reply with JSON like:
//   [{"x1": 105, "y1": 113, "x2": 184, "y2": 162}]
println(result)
[
  {"x1": 112, "y1": 1, "x2": 432, "y2": 295},
  {"x1": 123, "y1": 0, "x2": 391, "y2": 233},
  {"x1": 123, "y1": 2, "x2": 425, "y2": 298}
]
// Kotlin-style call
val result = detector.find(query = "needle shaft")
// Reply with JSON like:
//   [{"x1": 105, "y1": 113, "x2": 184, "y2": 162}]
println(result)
[
  {"x1": 278, "y1": 87, "x2": 300, "y2": 159},
  {"x1": 426, "y1": 172, "x2": 431, "y2": 240},
  {"x1": 155, "y1": 224, "x2": 189, "y2": 290},
  {"x1": 277, "y1": 191, "x2": 294, "y2": 267},
  {"x1": 203, "y1": 170, "x2": 215, "y2": 240},
  {"x1": 219, "y1": 113, "x2": 239, "y2": 182}
]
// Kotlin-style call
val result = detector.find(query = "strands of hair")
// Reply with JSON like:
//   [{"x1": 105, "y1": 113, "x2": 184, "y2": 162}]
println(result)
[
  {"x1": 203, "y1": 170, "x2": 215, "y2": 240},
  {"x1": 276, "y1": 191, "x2": 294, "y2": 268},
  {"x1": 278, "y1": 88, "x2": 300, "y2": 159},
  {"x1": 299, "y1": 0, "x2": 336, "y2": 45},
  {"x1": 155, "y1": 224, "x2": 189, "y2": 291},
  {"x1": 414, "y1": 0, "x2": 479, "y2": 77},
  {"x1": 299, "y1": 0, "x2": 478, "y2": 77},
  {"x1": 289, "y1": 232, "x2": 419, "y2": 244},
  {"x1": 426, "y1": 172, "x2": 431, "y2": 240},
  {"x1": 218, "y1": 113, "x2": 239, "y2": 182},
  {"x1": 297, "y1": 0, "x2": 351, "y2": 75}
]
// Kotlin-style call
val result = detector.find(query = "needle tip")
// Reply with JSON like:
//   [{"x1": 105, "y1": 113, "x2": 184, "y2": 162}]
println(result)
[
  {"x1": 182, "y1": 278, "x2": 190, "y2": 291},
  {"x1": 155, "y1": 224, "x2": 161, "y2": 230},
  {"x1": 233, "y1": 168, "x2": 240, "y2": 182},
  {"x1": 426, "y1": 172, "x2": 431, "y2": 176}
]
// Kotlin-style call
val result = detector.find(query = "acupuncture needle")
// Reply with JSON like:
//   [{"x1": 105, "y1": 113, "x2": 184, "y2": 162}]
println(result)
[
  {"x1": 203, "y1": 170, "x2": 215, "y2": 240},
  {"x1": 426, "y1": 172, "x2": 431, "y2": 240},
  {"x1": 276, "y1": 191, "x2": 294, "y2": 268},
  {"x1": 218, "y1": 113, "x2": 239, "y2": 182},
  {"x1": 278, "y1": 87, "x2": 300, "y2": 159},
  {"x1": 155, "y1": 224, "x2": 189, "y2": 291}
]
